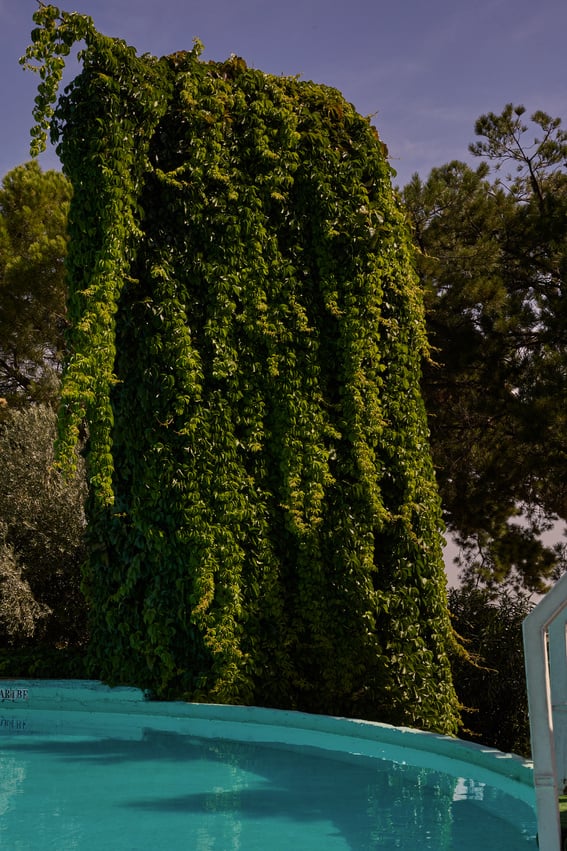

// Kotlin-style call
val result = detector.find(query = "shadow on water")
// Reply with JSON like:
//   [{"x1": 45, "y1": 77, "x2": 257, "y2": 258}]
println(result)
[{"x1": 0, "y1": 723, "x2": 537, "y2": 850}]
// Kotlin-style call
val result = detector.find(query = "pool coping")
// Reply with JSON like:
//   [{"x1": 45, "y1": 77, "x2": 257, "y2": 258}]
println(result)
[{"x1": 0, "y1": 678, "x2": 535, "y2": 808}]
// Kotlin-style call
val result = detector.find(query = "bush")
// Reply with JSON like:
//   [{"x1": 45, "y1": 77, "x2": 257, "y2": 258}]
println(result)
[
  {"x1": 0, "y1": 522, "x2": 49, "y2": 642},
  {"x1": 449, "y1": 585, "x2": 532, "y2": 756},
  {"x1": 0, "y1": 404, "x2": 88, "y2": 648}
]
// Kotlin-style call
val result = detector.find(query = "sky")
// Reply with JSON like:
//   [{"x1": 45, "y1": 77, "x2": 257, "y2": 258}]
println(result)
[
  {"x1": 1, "y1": 0, "x2": 566, "y2": 586},
  {"x1": 2, "y1": 0, "x2": 567, "y2": 187}
]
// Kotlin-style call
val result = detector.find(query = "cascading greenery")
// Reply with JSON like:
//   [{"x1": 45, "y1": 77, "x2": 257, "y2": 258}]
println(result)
[{"x1": 22, "y1": 5, "x2": 460, "y2": 734}]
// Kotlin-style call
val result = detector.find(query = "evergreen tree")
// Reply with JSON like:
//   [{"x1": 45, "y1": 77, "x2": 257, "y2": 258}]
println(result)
[
  {"x1": 403, "y1": 106, "x2": 567, "y2": 593},
  {"x1": 0, "y1": 161, "x2": 71, "y2": 406}
]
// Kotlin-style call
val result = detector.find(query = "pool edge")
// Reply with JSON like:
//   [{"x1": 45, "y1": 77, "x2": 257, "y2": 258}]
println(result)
[{"x1": 0, "y1": 678, "x2": 535, "y2": 804}]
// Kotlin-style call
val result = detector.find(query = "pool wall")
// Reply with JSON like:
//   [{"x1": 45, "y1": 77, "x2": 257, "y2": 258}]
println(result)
[{"x1": 0, "y1": 678, "x2": 535, "y2": 809}]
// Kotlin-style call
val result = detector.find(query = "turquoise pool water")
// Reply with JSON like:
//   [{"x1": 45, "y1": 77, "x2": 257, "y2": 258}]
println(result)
[{"x1": 0, "y1": 682, "x2": 537, "y2": 850}]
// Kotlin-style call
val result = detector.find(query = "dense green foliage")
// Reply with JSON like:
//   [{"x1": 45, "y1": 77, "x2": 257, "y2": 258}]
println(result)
[
  {"x1": 0, "y1": 161, "x2": 71, "y2": 406},
  {"x1": 403, "y1": 105, "x2": 567, "y2": 593},
  {"x1": 22, "y1": 5, "x2": 460, "y2": 733},
  {"x1": 0, "y1": 160, "x2": 85, "y2": 670},
  {"x1": 0, "y1": 159, "x2": 87, "y2": 675},
  {"x1": 448, "y1": 585, "x2": 531, "y2": 756},
  {"x1": 0, "y1": 404, "x2": 87, "y2": 648}
]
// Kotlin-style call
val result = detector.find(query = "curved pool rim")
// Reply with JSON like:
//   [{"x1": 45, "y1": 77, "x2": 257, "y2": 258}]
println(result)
[{"x1": 0, "y1": 678, "x2": 535, "y2": 809}]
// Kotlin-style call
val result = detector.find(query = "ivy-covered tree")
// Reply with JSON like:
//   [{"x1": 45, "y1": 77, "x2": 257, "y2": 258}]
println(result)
[
  {"x1": 403, "y1": 105, "x2": 567, "y2": 594},
  {"x1": 0, "y1": 161, "x2": 71, "y2": 407},
  {"x1": 22, "y1": 5, "x2": 460, "y2": 734}
]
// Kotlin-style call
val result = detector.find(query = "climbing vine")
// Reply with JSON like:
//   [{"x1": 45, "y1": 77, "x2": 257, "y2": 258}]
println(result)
[{"x1": 23, "y1": 5, "x2": 460, "y2": 734}]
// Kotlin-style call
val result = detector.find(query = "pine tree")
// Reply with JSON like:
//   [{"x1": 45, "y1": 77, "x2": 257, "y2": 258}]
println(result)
[
  {"x1": 403, "y1": 106, "x2": 567, "y2": 592},
  {"x1": 0, "y1": 162, "x2": 71, "y2": 406}
]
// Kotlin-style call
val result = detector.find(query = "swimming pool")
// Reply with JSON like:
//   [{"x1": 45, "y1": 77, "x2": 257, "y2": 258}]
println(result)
[{"x1": 0, "y1": 681, "x2": 537, "y2": 849}]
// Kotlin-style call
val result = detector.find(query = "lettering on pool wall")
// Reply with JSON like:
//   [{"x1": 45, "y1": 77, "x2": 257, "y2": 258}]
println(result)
[
  {"x1": 0, "y1": 718, "x2": 27, "y2": 731},
  {"x1": 0, "y1": 688, "x2": 29, "y2": 702}
]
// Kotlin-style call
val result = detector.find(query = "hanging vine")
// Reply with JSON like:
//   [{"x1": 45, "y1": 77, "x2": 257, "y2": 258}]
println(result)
[{"x1": 23, "y1": 5, "x2": 460, "y2": 734}]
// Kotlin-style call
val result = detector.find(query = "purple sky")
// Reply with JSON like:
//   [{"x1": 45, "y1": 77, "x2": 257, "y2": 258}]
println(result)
[
  {"x1": 2, "y1": 0, "x2": 566, "y2": 186},
  {"x1": 2, "y1": 0, "x2": 566, "y2": 585}
]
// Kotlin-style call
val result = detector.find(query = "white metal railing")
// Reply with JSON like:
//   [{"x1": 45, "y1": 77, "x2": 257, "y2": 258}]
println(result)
[{"x1": 523, "y1": 571, "x2": 567, "y2": 851}]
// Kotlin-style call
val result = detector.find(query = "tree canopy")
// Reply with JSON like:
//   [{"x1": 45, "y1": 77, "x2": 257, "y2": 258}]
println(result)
[
  {"x1": 403, "y1": 105, "x2": 567, "y2": 593},
  {"x1": 20, "y1": 4, "x2": 460, "y2": 734},
  {"x1": 0, "y1": 161, "x2": 71, "y2": 406}
]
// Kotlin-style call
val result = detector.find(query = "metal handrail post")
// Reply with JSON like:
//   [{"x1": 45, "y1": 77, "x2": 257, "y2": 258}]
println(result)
[
  {"x1": 549, "y1": 616, "x2": 567, "y2": 793},
  {"x1": 523, "y1": 573, "x2": 567, "y2": 851}
]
